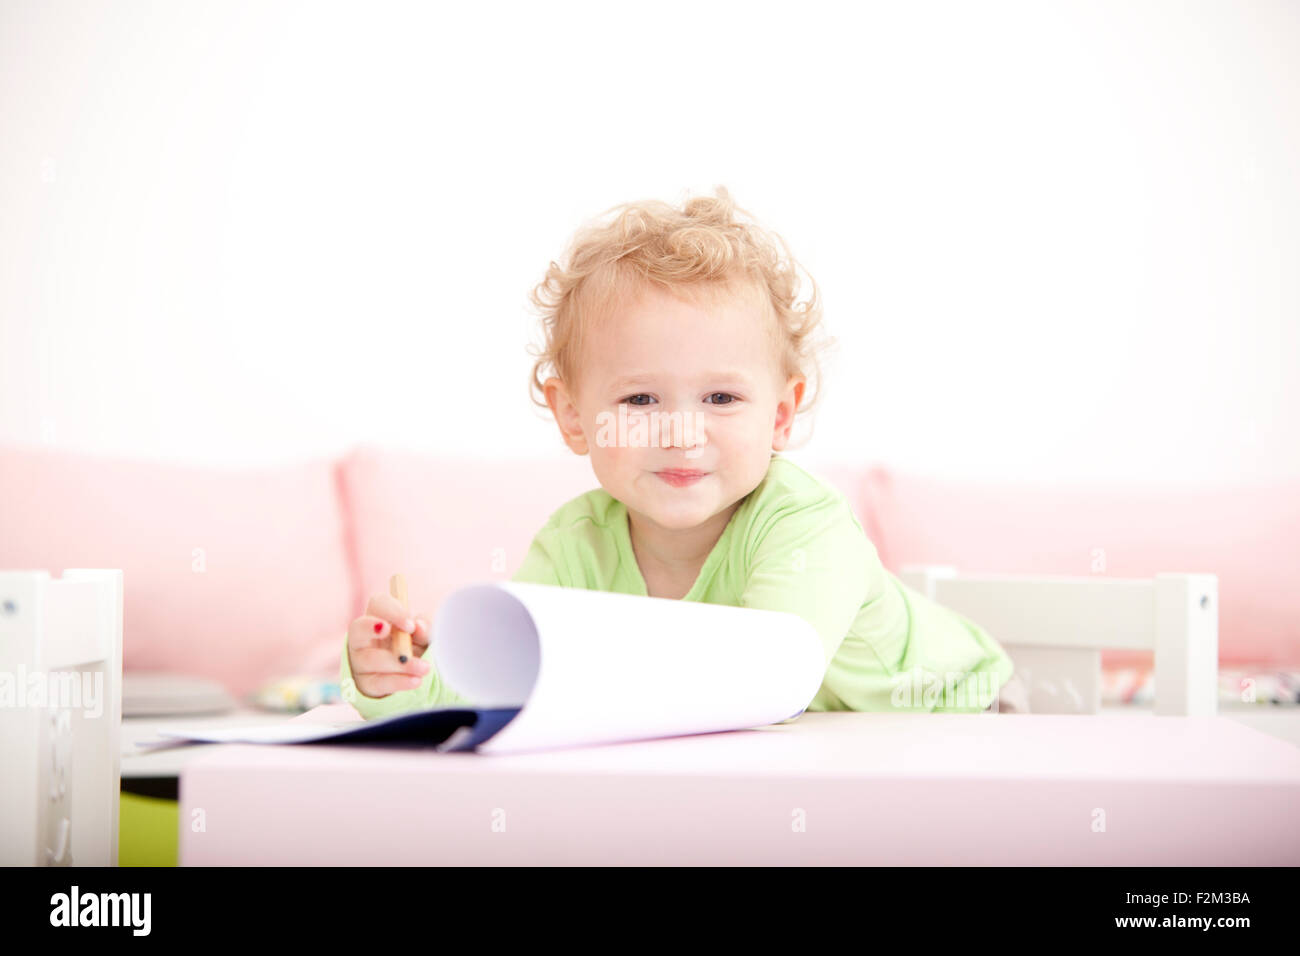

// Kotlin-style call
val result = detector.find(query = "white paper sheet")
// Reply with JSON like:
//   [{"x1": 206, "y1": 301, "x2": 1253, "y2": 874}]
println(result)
[
  {"x1": 151, "y1": 581, "x2": 827, "y2": 755},
  {"x1": 434, "y1": 582, "x2": 826, "y2": 754}
]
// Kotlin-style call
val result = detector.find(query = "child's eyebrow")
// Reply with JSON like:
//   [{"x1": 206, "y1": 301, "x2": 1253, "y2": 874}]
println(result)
[{"x1": 610, "y1": 371, "x2": 754, "y2": 389}]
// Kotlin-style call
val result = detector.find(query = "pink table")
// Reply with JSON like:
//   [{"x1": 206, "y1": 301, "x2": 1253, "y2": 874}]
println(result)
[{"x1": 179, "y1": 712, "x2": 1300, "y2": 865}]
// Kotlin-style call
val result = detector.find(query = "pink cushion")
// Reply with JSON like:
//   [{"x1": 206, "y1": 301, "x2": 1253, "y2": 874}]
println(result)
[
  {"x1": 338, "y1": 445, "x2": 597, "y2": 622},
  {"x1": 0, "y1": 443, "x2": 356, "y2": 698},
  {"x1": 858, "y1": 467, "x2": 1300, "y2": 669}
]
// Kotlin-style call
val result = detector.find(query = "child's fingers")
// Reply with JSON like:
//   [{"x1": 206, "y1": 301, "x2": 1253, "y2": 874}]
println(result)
[
  {"x1": 350, "y1": 645, "x2": 430, "y2": 679},
  {"x1": 356, "y1": 672, "x2": 427, "y2": 696},
  {"x1": 348, "y1": 615, "x2": 390, "y2": 650},
  {"x1": 411, "y1": 616, "x2": 431, "y2": 653},
  {"x1": 348, "y1": 615, "x2": 422, "y2": 653},
  {"x1": 363, "y1": 593, "x2": 417, "y2": 632}
]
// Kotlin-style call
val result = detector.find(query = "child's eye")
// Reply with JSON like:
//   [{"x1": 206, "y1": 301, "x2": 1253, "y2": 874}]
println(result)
[{"x1": 620, "y1": 393, "x2": 738, "y2": 406}]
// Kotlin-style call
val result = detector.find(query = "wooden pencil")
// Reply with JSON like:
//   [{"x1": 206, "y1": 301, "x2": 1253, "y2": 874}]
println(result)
[{"x1": 389, "y1": 572, "x2": 413, "y2": 663}]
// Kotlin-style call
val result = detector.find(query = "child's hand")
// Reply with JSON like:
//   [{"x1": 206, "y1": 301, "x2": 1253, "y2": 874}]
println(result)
[{"x1": 346, "y1": 592, "x2": 432, "y2": 699}]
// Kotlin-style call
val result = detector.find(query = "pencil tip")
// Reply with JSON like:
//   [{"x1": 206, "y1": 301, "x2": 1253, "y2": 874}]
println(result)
[{"x1": 398, "y1": 655, "x2": 408, "y2": 663}]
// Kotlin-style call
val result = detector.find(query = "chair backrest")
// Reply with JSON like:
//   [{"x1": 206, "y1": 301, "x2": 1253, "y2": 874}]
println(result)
[
  {"x1": 897, "y1": 565, "x2": 1218, "y2": 716},
  {"x1": 0, "y1": 568, "x2": 122, "y2": 865}
]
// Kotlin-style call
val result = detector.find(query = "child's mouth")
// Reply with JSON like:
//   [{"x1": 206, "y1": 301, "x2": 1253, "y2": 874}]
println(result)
[{"x1": 656, "y1": 470, "x2": 707, "y2": 488}]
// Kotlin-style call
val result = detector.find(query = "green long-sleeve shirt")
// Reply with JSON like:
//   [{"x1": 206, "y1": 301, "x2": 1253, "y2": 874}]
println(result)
[{"x1": 339, "y1": 454, "x2": 1015, "y2": 718}]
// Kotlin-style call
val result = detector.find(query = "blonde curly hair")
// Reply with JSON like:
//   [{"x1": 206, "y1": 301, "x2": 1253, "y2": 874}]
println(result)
[{"x1": 525, "y1": 186, "x2": 836, "y2": 446}]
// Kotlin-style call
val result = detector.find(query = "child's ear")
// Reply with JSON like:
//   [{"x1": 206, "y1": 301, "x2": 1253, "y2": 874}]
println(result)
[
  {"x1": 544, "y1": 377, "x2": 589, "y2": 456},
  {"x1": 771, "y1": 376, "x2": 806, "y2": 452}
]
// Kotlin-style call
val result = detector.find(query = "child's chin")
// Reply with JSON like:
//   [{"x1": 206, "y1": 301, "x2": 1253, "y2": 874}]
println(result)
[{"x1": 645, "y1": 502, "x2": 718, "y2": 528}]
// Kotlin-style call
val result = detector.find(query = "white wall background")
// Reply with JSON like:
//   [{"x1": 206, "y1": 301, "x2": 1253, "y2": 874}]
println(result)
[{"x1": 2, "y1": 0, "x2": 1296, "y2": 481}]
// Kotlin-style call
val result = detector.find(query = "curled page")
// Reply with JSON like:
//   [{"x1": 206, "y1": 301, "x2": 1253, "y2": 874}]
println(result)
[
  {"x1": 432, "y1": 581, "x2": 826, "y2": 755},
  {"x1": 147, "y1": 582, "x2": 828, "y2": 755}
]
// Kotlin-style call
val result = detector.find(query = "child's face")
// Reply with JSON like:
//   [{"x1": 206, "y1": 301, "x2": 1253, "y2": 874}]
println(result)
[{"x1": 545, "y1": 282, "x2": 804, "y2": 532}]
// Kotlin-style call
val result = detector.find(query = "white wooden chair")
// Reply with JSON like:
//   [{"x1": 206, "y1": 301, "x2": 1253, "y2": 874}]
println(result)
[
  {"x1": 0, "y1": 569, "x2": 123, "y2": 865},
  {"x1": 897, "y1": 566, "x2": 1219, "y2": 716}
]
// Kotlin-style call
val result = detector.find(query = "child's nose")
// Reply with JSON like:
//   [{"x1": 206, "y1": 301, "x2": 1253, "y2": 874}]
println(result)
[{"x1": 650, "y1": 408, "x2": 708, "y2": 451}]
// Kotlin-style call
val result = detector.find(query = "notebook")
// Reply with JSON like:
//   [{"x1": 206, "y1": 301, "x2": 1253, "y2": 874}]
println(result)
[{"x1": 142, "y1": 581, "x2": 825, "y2": 755}]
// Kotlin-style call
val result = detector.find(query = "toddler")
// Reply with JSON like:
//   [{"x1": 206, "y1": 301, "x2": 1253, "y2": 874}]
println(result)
[{"x1": 342, "y1": 187, "x2": 1028, "y2": 718}]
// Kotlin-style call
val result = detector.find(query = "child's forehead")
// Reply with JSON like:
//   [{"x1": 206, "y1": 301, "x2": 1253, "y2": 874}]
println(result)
[
  {"x1": 592, "y1": 305, "x2": 774, "y2": 369},
  {"x1": 597, "y1": 280, "x2": 771, "y2": 339},
  {"x1": 590, "y1": 320, "x2": 780, "y2": 388},
  {"x1": 576, "y1": 275, "x2": 781, "y2": 384}
]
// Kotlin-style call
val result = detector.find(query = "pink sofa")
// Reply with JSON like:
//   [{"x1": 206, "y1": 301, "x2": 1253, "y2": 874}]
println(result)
[{"x1": 2, "y1": 441, "x2": 1296, "y2": 699}]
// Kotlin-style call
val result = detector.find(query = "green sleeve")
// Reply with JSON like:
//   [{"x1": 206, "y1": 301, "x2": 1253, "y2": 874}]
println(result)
[
  {"x1": 739, "y1": 490, "x2": 876, "y2": 669},
  {"x1": 888, "y1": 579, "x2": 1015, "y2": 713}
]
